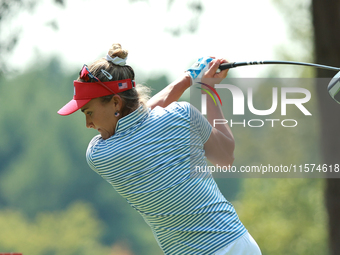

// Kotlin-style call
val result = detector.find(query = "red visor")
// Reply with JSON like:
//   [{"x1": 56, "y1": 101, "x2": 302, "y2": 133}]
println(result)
[{"x1": 57, "y1": 79, "x2": 135, "y2": 116}]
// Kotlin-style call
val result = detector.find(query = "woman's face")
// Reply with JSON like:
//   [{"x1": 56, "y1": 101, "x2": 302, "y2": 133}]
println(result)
[{"x1": 81, "y1": 96, "x2": 121, "y2": 140}]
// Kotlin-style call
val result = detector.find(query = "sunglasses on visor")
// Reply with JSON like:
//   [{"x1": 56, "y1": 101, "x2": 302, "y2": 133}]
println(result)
[{"x1": 79, "y1": 65, "x2": 115, "y2": 94}]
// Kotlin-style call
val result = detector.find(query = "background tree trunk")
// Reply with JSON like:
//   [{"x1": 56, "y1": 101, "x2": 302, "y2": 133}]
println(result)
[{"x1": 312, "y1": 1, "x2": 340, "y2": 254}]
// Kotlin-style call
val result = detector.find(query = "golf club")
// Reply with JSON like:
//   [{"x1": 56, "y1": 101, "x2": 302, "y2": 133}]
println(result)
[{"x1": 218, "y1": 60, "x2": 340, "y2": 104}]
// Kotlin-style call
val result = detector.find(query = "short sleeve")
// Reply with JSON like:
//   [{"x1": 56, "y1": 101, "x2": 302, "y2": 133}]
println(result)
[
  {"x1": 164, "y1": 102, "x2": 212, "y2": 144},
  {"x1": 188, "y1": 103, "x2": 212, "y2": 144},
  {"x1": 86, "y1": 135, "x2": 102, "y2": 173}
]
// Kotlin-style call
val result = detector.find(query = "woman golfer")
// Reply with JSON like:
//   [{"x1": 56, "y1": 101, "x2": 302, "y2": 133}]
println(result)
[{"x1": 58, "y1": 43, "x2": 261, "y2": 255}]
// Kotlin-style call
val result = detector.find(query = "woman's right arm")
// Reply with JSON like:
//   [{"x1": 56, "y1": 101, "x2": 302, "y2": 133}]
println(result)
[
  {"x1": 146, "y1": 57, "x2": 215, "y2": 110},
  {"x1": 146, "y1": 74, "x2": 191, "y2": 110}
]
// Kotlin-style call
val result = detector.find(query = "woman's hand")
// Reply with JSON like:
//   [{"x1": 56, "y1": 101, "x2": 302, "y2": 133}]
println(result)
[{"x1": 201, "y1": 58, "x2": 229, "y2": 87}]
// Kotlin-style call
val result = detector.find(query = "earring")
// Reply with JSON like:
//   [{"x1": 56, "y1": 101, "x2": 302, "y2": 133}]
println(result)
[{"x1": 115, "y1": 112, "x2": 120, "y2": 117}]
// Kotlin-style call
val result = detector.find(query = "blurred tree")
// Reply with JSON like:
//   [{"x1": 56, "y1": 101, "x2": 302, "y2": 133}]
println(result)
[
  {"x1": 236, "y1": 178, "x2": 327, "y2": 255},
  {"x1": 0, "y1": 201, "x2": 113, "y2": 255},
  {"x1": 0, "y1": 0, "x2": 64, "y2": 76},
  {"x1": 0, "y1": 0, "x2": 201, "y2": 76},
  {"x1": 312, "y1": 1, "x2": 340, "y2": 255},
  {"x1": 205, "y1": 75, "x2": 326, "y2": 254},
  {"x1": 272, "y1": 0, "x2": 340, "y2": 254}
]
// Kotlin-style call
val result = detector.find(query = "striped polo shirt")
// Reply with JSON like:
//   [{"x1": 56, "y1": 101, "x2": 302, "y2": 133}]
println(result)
[{"x1": 86, "y1": 102, "x2": 246, "y2": 255}]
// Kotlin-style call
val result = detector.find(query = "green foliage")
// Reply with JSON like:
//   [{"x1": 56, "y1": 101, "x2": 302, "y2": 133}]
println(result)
[
  {"x1": 272, "y1": 0, "x2": 313, "y2": 48},
  {"x1": 0, "y1": 201, "x2": 112, "y2": 255},
  {"x1": 269, "y1": 0, "x2": 314, "y2": 78},
  {"x1": 236, "y1": 178, "x2": 328, "y2": 255},
  {"x1": 216, "y1": 77, "x2": 328, "y2": 254}
]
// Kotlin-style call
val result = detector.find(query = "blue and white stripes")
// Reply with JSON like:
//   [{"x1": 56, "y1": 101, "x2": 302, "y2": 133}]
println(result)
[{"x1": 86, "y1": 102, "x2": 246, "y2": 254}]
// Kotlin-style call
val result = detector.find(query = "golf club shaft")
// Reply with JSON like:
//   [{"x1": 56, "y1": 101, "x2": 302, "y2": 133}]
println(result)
[{"x1": 219, "y1": 61, "x2": 340, "y2": 72}]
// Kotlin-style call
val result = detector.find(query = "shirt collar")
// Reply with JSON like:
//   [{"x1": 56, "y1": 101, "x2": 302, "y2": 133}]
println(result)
[{"x1": 115, "y1": 105, "x2": 150, "y2": 134}]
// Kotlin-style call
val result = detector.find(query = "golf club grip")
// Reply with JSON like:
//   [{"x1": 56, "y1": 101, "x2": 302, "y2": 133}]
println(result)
[{"x1": 219, "y1": 61, "x2": 340, "y2": 71}]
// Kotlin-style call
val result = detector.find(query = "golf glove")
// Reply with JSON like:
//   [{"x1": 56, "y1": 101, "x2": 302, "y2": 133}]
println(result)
[{"x1": 186, "y1": 57, "x2": 214, "y2": 85}]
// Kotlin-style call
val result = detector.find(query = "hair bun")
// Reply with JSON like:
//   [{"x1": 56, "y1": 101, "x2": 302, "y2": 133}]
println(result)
[{"x1": 108, "y1": 43, "x2": 128, "y2": 59}]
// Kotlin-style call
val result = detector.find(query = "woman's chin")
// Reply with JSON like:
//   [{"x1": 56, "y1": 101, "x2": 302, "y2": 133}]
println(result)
[
  {"x1": 100, "y1": 134, "x2": 109, "y2": 140},
  {"x1": 98, "y1": 130, "x2": 111, "y2": 140}
]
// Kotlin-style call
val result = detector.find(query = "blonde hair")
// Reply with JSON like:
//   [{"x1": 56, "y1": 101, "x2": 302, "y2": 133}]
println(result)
[{"x1": 78, "y1": 43, "x2": 151, "y2": 117}]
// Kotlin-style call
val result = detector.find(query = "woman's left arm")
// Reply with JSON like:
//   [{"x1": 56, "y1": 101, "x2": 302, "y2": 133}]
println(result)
[
  {"x1": 200, "y1": 58, "x2": 234, "y2": 167},
  {"x1": 146, "y1": 74, "x2": 191, "y2": 110}
]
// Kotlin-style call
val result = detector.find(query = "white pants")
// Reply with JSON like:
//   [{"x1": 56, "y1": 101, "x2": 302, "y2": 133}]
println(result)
[{"x1": 214, "y1": 232, "x2": 262, "y2": 255}]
